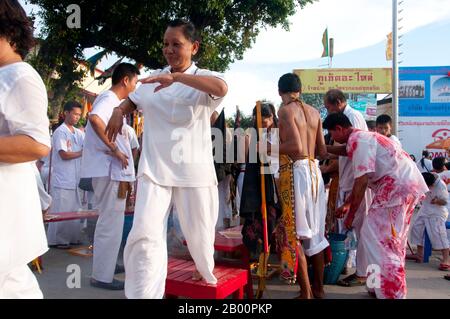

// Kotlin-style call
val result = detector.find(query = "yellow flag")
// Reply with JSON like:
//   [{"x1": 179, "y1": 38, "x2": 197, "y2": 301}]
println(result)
[{"x1": 386, "y1": 32, "x2": 393, "y2": 61}]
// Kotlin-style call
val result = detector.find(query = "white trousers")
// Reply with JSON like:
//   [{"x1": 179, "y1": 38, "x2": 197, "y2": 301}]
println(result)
[
  {"x1": 47, "y1": 187, "x2": 83, "y2": 245},
  {"x1": 293, "y1": 160, "x2": 329, "y2": 257},
  {"x1": 337, "y1": 188, "x2": 372, "y2": 277},
  {"x1": 410, "y1": 214, "x2": 449, "y2": 250},
  {"x1": 124, "y1": 175, "x2": 218, "y2": 299},
  {"x1": 0, "y1": 265, "x2": 43, "y2": 299},
  {"x1": 91, "y1": 177, "x2": 126, "y2": 283},
  {"x1": 217, "y1": 175, "x2": 232, "y2": 230}
]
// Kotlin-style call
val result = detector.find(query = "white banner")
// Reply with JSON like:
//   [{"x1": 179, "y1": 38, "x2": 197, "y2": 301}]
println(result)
[{"x1": 398, "y1": 117, "x2": 450, "y2": 159}]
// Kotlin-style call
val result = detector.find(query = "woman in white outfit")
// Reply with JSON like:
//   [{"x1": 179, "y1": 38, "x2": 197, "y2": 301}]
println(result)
[
  {"x1": 0, "y1": 0, "x2": 51, "y2": 298},
  {"x1": 106, "y1": 19, "x2": 228, "y2": 299}
]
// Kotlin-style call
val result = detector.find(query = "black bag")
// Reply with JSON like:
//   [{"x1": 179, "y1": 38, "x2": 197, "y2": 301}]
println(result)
[{"x1": 78, "y1": 177, "x2": 94, "y2": 192}]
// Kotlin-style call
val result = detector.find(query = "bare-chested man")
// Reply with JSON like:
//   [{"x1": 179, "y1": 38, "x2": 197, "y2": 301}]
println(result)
[{"x1": 275, "y1": 73, "x2": 329, "y2": 299}]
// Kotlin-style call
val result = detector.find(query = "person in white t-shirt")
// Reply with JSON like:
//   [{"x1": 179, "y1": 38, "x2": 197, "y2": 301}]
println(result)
[
  {"x1": 105, "y1": 19, "x2": 228, "y2": 299},
  {"x1": 433, "y1": 157, "x2": 450, "y2": 204},
  {"x1": 0, "y1": 0, "x2": 51, "y2": 298},
  {"x1": 410, "y1": 173, "x2": 449, "y2": 270},
  {"x1": 417, "y1": 150, "x2": 433, "y2": 173},
  {"x1": 375, "y1": 114, "x2": 402, "y2": 147},
  {"x1": 324, "y1": 89, "x2": 372, "y2": 288},
  {"x1": 81, "y1": 63, "x2": 140, "y2": 290},
  {"x1": 47, "y1": 101, "x2": 85, "y2": 248}
]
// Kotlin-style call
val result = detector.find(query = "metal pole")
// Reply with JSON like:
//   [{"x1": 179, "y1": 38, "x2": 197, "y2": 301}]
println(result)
[{"x1": 392, "y1": 0, "x2": 399, "y2": 135}]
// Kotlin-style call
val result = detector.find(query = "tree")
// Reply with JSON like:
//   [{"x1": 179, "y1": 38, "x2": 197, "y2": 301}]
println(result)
[
  {"x1": 302, "y1": 93, "x2": 325, "y2": 110},
  {"x1": 226, "y1": 112, "x2": 253, "y2": 130},
  {"x1": 26, "y1": 0, "x2": 316, "y2": 118}
]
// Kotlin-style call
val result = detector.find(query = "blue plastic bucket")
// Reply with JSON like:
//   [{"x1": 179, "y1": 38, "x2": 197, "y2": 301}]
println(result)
[{"x1": 323, "y1": 233, "x2": 348, "y2": 285}]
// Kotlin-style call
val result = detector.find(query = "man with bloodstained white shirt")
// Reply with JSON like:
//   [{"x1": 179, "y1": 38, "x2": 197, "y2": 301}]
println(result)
[{"x1": 323, "y1": 112, "x2": 428, "y2": 299}]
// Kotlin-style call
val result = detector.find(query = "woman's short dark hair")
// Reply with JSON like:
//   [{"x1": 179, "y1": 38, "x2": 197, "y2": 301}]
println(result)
[
  {"x1": 278, "y1": 73, "x2": 302, "y2": 94},
  {"x1": 322, "y1": 112, "x2": 352, "y2": 130},
  {"x1": 167, "y1": 19, "x2": 201, "y2": 43},
  {"x1": 0, "y1": 0, "x2": 35, "y2": 59}
]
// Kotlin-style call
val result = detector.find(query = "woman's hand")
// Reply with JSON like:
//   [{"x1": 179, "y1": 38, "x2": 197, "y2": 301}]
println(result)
[
  {"x1": 139, "y1": 74, "x2": 175, "y2": 92},
  {"x1": 105, "y1": 107, "x2": 125, "y2": 142}
]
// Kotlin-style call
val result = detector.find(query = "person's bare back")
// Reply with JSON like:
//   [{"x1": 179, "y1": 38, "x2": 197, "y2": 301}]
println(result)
[{"x1": 278, "y1": 100, "x2": 327, "y2": 161}]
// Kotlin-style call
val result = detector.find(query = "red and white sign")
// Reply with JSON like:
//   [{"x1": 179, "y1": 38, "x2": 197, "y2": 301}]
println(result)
[{"x1": 398, "y1": 117, "x2": 450, "y2": 159}]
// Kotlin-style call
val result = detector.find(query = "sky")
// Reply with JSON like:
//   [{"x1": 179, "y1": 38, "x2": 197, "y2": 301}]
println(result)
[{"x1": 21, "y1": 0, "x2": 450, "y2": 116}]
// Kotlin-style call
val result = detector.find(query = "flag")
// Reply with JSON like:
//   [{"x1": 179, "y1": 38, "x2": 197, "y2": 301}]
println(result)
[
  {"x1": 86, "y1": 49, "x2": 108, "y2": 77},
  {"x1": 321, "y1": 28, "x2": 329, "y2": 57},
  {"x1": 81, "y1": 98, "x2": 92, "y2": 118},
  {"x1": 95, "y1": 57, "x2": 124, "y2": 85},
  {"x1": 386, "y1": 32, "x2": 393, "y2": 61}
]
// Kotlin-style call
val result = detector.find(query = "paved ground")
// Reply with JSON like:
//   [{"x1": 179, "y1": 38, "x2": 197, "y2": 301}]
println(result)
[{"x1": 34, "y1": 243, "x2": 449, "y2": 299}]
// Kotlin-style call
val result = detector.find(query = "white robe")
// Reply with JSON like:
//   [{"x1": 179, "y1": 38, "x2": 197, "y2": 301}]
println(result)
[
  {"x1": 293, "y1": 159, "x2": 329, "y2": 256},
  {"x1": 47, "y1": 187, "x2": 83, "y2": 245}
]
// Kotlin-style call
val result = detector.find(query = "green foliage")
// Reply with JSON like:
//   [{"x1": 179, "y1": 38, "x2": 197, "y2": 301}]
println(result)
[
  {"x1": 226, "y1": 112, "x2": 254, "y2": 129},
  {"x1": 26, "y1": 0, "x2": 316, "y2": 117},
  {"x1": 301, "y1": 93, "x2": 325, "y2": 110}
]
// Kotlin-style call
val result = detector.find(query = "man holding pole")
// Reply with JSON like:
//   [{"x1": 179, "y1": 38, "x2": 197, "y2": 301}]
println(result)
[{"x1": 274, "y1": 73, "x2": 329, "y2": 299}]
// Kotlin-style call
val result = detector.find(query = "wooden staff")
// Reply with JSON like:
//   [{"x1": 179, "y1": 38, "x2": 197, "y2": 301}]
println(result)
[{"x1": 255, "y1": 100, "x2": 270, "y2": 299}]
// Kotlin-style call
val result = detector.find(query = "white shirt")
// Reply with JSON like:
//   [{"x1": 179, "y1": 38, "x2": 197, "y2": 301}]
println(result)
[
  {"x1": 416, "y1": 158, "x2": 433, "y2": 173},
  {"x1": 389, "y1": 134, "x2": 402, "y2": 147},
  {"x1": 262, "y1": 129, "x2": 280, "y2": 178},
  {"x1": 51, "y1": 123, "x2": 84, "y2": 189},
  {"x1": 338, "y1": 105, "x2": 368, "y2": 192},
  {"x1": 129, "y1": 63, "x2": 226, "y2": 187},
  {"x1": 347, "y1": 130, "x2": 429, "y2": 208},
  {"x1": 418, "y1": 177, "x2": 449, "y2": 219},
  {"x1": 438, "y1": 170, "x2": 450, "y2": 216},
  {"x1": 81, "y1": 90, "x2": 135, "y2": 182},
  {"x1": 0, "y1": 62, "x2": 50, "y2": 272},
  {"x1": 126, "y1": 124, "x2": 140, "y2": 150}
]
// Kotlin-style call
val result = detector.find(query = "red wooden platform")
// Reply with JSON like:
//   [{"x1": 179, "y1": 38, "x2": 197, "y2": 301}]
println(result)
[
  {"x1": 182, "y1": 225, "x2": 253, "y2": 298},
  {"x1": 165, "y1": 257, "x2": 247, "y2": 299},
  {"x1": 44, "y1": 210, "x2": 133, "y2": 223}
]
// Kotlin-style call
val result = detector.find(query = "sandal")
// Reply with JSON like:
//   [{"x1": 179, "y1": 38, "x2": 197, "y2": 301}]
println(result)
[
  {"x1": 438, "y1": 263, "x2": 449, "y2": 271},
  {"x1": 337, "y1": 273, "x2": 366, "y2": 287}
]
